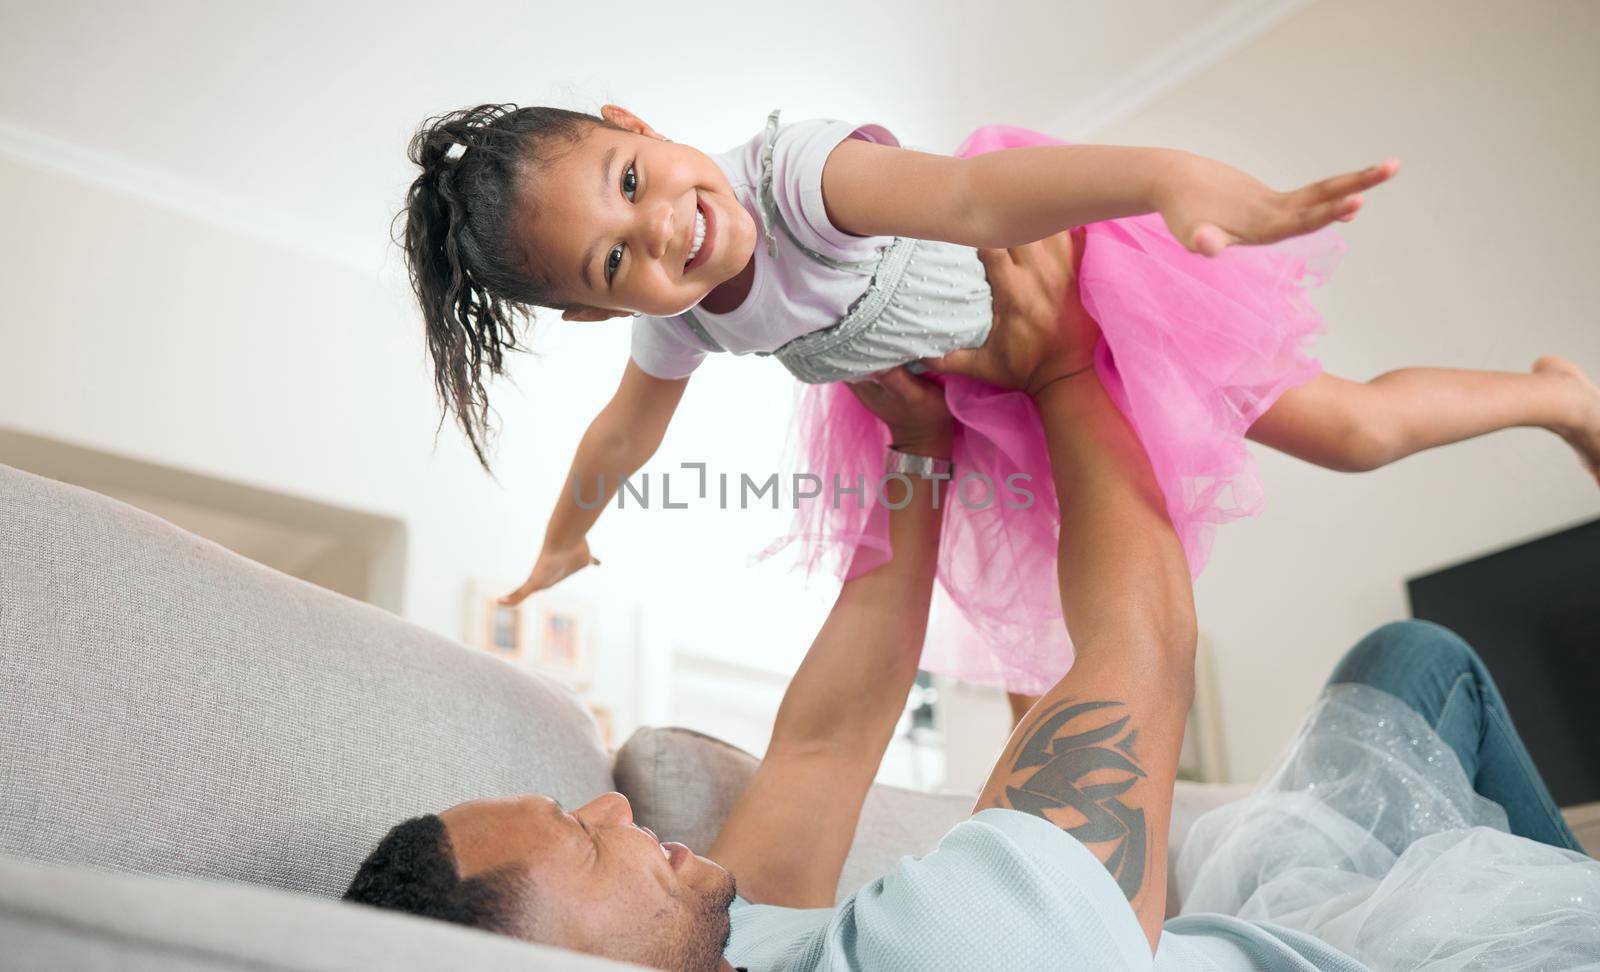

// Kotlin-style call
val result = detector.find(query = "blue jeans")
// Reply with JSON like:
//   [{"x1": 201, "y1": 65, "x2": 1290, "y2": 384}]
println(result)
[{"x1": 1327, "y1": 620, "x2": 1583, "y2": 852}]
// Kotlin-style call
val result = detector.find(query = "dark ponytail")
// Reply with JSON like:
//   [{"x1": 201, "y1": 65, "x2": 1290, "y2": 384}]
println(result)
[{"x1": 401, "y1": 104, "x2": 610, "y2": 470}]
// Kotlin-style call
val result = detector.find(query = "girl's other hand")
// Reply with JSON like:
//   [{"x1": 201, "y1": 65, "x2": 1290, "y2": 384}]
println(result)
[
  {"x1": 1157, "y1": 154, "x2": 1400, "y2": 256},
  {"x1": 500, "y1": 538, "x2": 599, "y2": 606},
  {"x1": 847, "y1": 367, "x2": 954, "y2": 457}
]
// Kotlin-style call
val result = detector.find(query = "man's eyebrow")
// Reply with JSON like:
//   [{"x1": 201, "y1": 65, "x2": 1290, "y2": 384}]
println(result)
[{"x1": 578, "y1": 146, "x2": 619, "y2": 292}]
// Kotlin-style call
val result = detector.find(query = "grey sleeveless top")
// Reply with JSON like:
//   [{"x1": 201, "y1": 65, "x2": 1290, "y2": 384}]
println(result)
[{"x1": 680, "y1": 111, "x2": 994, "y2": 384}]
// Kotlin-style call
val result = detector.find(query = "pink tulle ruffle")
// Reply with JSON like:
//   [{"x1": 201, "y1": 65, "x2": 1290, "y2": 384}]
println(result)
[{"x1": 761, "y1": 124, "x2": 1343, "y2": 694}]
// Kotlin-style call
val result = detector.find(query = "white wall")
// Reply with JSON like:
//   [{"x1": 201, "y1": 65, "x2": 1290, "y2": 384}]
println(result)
[
  {"x1": 4, "y1": 0, "x2": 1594, "y2": 785},
  {"x1": 1088, "y1": 0, "x2": 1600, "y2": 780},
  {"x1": 0, "y1": 149, "x2": 837, "y2": 746}
]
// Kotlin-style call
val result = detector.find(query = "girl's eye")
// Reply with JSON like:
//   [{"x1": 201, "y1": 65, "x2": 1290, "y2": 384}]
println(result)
[{"x1": 605, "y1": 163, "x2": 638, "y2": 283}]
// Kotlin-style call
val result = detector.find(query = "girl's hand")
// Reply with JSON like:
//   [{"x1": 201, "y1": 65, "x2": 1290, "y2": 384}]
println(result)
[
  {"x1": 847, "y1": 367, "x2": 954, "y2": 457},
  {"x1": 1157, "y1": 154, "x2": 1400, "y2": 256},
  {"x1": 500, "y1": 539, "x2": 599, "y2": 606}
]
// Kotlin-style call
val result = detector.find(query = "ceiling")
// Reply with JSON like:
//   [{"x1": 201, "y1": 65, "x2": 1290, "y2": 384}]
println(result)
[{"x1": 0, "y1": 0, "x2": 1308, "y2": 272}]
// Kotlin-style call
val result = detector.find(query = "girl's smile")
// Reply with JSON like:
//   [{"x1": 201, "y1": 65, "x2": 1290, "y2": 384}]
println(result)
[{"x1": 685, "y1": 196, "x2": 714, "y2": 271}]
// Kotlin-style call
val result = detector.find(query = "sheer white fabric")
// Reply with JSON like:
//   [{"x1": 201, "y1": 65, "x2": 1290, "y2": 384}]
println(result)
[{"x1": 1177, "y1": 684, "x2": 1600, "y2": 970}]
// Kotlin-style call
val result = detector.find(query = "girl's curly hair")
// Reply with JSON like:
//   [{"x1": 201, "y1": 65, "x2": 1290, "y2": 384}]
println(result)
[{"x1": 401, "y1": 103, "x2": 614, "y2": 469}]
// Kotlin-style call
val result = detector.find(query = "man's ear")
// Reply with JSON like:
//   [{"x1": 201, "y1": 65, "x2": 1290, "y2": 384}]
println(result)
[
  {"x1": 600, "y1": 104, "x2": 664, "y2": 141},
  {"x1": 561, "y1": 306, "x2": 633, "y2": 323}
]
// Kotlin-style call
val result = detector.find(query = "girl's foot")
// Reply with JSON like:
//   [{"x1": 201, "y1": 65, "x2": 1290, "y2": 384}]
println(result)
[{"x1": 1533, "y1": 355, "x2": 1600, "y2": 487}]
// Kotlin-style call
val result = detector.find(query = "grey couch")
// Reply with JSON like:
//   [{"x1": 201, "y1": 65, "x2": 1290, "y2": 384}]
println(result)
[{"x1": 0, "y1": 462, "x2": 1246, "y2": 970}]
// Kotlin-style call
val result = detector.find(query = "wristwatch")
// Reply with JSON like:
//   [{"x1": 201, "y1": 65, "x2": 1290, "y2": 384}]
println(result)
[{"x1": 885, "y1": 447, "x2": 954, "y2": 479}]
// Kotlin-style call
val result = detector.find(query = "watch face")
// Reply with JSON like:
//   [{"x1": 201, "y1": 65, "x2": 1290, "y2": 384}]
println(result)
[{"x1": 886, "y1": 449, "x2": 952, "y2": 479}]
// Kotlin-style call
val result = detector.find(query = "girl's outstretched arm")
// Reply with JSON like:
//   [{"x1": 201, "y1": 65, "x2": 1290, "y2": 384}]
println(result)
[
  {"x1": 501, "y1": 359, "x2": 689, "y2": 605},
  {"x1": 820, "y1": 136, "x2": 1398, "y2": 255}
]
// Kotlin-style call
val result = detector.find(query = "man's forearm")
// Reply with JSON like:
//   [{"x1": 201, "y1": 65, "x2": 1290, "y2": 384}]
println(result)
[
  {"x1": 1041, "y1": 376, "x2": 1195, "y2": 656},
  {"x1": 766, "y1": 470, "x2": 944, "y2": 755},
  {"x1": 975, "y1": 374, "x2": 1196, "y2": 951},
  {"x1": 709, "y1": 465, "x2": 946, "y2": 907}
]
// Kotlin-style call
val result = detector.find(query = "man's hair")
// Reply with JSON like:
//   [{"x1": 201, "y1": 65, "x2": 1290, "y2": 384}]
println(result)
[{"x1": 342, "y1": 814, "x2": 526, "y2": 935}]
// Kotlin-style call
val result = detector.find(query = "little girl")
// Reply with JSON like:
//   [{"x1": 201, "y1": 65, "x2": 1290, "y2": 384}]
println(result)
[{"x1": 402, "y1": 102, "x2": 1600, "y2": 699}]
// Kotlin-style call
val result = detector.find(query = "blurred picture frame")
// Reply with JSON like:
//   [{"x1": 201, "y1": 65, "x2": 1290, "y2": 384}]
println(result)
[
  {"x1": 530, "y1": 595, "x2": 593, "y2": 689},
  {"x1": 486, "y1": 601, "x2": 523, "y2": 659},
  {"x1": 466, "y1": 580, "x2": 527, "y2": 663}
]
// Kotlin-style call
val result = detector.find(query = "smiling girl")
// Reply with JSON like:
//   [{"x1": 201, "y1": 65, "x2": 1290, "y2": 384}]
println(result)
[{"x1": 402, "y1": 102, "x2": 1600, "y2": 697}]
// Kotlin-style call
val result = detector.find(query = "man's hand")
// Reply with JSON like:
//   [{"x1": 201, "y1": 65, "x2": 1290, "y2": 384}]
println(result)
[
  {"x1": 1156, "y1": 153, "x2": 1400, "y2": 256},
  {"x1": 847, "y1": 367, "x2": 953, "y2": 457},
  {"x1": 924, "y1": 231, "x2": 1101, "y2": 397}
]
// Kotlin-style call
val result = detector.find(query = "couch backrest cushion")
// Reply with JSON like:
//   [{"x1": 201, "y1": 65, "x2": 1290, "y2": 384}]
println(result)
[
  {"x1": 0, "y1": 464, "x2": 614, "y2": 898},
  {"x1": 0, "y1": 853, "x2": 644, "y2": 971},
  {"x1": 614, "y1": 726, "x2": 1254, "y2": 913},
  {"x1": 615, "y1": 727, "x2": 975, "y2": 902}
]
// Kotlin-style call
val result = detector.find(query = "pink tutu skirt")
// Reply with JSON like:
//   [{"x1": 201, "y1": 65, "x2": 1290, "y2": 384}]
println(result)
[{"x1": 763, "y1": 125, "x2": 1344, "y2": 695}]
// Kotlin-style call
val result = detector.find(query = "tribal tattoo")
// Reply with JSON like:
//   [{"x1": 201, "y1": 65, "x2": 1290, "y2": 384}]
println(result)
[{"x1": 997, "y1": 699, "x2": 1148, "y2": 900}]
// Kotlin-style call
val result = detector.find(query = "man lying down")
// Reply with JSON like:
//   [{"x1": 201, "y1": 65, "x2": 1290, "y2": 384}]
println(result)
[{"x1": 345, "y1": 237, "x2": 1599, "y2": 970}]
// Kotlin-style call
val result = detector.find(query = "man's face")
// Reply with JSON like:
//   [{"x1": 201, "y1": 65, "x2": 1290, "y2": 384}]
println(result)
[{"x1": 440, "y1": 791, "x2": 734, "y2": 969}]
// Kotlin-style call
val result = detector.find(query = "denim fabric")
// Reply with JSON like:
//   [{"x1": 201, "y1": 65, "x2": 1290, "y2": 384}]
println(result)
[{"x1": 1327, "y1": 620, "x2": 1583, "y2": 852}]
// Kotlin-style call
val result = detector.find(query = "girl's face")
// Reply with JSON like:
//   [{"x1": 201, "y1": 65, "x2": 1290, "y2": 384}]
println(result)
[{"x1": 516, "y1": 105, "x2": 758, "y2": 321}]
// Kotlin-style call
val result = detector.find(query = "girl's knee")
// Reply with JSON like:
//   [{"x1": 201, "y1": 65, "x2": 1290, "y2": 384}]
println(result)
[
  {"x1": 1332, "y1": 413, "x2": 1405, "y2": 472},
  {"x1": 1324, "y1": 377, "x2": 1415, "y2": 471}
]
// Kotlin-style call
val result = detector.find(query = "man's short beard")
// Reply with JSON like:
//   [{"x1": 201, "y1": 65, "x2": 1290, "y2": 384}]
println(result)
[
  {"x1": 712, "y1": 874, "x2": 738, "y2": 952},
  {"x1": 670, "y1": 871, "x2": 738, "y2": 972}
]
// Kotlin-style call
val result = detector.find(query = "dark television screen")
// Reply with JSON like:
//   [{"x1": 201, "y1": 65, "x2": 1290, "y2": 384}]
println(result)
[{"x1": 1407, "y1": 517, "x2": 1600, "y2": 807}]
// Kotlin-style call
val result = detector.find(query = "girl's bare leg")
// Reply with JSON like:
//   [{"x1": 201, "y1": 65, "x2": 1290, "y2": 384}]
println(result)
[{"x1": 1246, "y1": 357, "x2": 1600, "y2": 485}]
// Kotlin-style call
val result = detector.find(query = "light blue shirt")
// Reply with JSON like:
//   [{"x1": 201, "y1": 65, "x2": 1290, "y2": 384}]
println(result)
[{"x1": 724, "y1": 809, "x2": 1368, "y2": 971}]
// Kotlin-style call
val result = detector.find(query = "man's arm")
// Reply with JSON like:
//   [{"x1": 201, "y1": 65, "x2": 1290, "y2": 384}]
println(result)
[
  {"x1": 709, "y1": 370, "x2": 949, "y2": 909},
  {"x1": 928, "y1": 235, "x2": 1195, "y2": 950},
  {"x1": 972, "y1": 374, "x2": 1196, "y2": 951}
]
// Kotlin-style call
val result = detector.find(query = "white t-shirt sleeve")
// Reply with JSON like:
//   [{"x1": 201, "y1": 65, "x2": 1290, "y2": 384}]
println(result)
[
  {"x1": 630, "y1": 316, "x2": 709, "y2": 380},
  {"x1": 768, "y1": 118, "x2": 900, "y2": 263}
]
